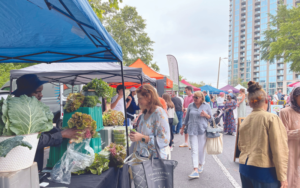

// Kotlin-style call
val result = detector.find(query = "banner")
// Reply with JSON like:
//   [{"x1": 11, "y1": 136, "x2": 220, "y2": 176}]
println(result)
[{"x1": 167, "y1": 55, "x2": 179, "y2": 86}]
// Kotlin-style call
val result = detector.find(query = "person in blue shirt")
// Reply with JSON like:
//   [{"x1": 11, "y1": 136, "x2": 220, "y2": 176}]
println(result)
[
  {"x1": 203, "y1": 91, "x2": 211, "y2": 103},
  {"x1": 277, "y1": 89, "x2": 283, "y2": 101},
  {"x1": 126, "y1": 87, "x2": 140, "y2": 120}
]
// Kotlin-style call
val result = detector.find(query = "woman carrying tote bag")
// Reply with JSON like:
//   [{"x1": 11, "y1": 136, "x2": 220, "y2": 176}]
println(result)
[{"x1": 180, "y1": 91, "x2": 212, "y2": 179}]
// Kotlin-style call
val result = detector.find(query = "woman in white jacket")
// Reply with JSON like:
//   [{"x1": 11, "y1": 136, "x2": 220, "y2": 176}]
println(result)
[{"x1": 162, "y1": 93, "x2": 175, "y2": 151}]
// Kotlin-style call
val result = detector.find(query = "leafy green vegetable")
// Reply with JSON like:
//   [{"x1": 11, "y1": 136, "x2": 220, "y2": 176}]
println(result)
[
  {"x1": 130, "y1": 129, "x2": 136, "y2": 132},
  {"x1": 1, "y1": 95, "x2": 53, "y2": 136},
  {"x1": 81, "y1": 96, "x2": 101, "y2": 108},
  {"x1": 102, "y1": 109, "x2": 125, "y2": 126},
  {"x1": 73, "y1": 153, "x2": 110, "y2": 175},
  {"x1": 64, "y1": 93, "x2": 85, "y2": 113},
  {"x1": 82, "y1": 78, "x2": 110, "y2": 98},
  {"x1": 68, "y1": 112, "x2": 97, "y2": 143},
  {"x1": 104, "y1": 143, "x2": 126, "y2": 168},
  {"x1": 0, "y1": 135, "x2": 32, "y2": 157}
]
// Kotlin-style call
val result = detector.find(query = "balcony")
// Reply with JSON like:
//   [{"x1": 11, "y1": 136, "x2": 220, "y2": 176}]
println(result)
[
  {"x1": 254, "y1": 74, "x2": 259, "y2": 78},
  {"x1": 240, "y1": 37, "x2": 245, "y2": 41},
  {"x1": 254, "y1": 36, "x2": 260, "y2": 40},
  {"x1": 241, "y1": 10, "x2": 246, "y2": 15},
  {"x1": 255, "y1": 22, "x2": 261, "y2": 25},
  {"x1": 255, "y1": 16, "x2": 260, "y2": 21},
  {"x1": 240, "y1": 58, "x2": 245, "y2": 61},
  {"x1": 255, "y1": 5, "x2": 261, "y2": 9},
  {"x1": 254, "y1": 45, "x2": 260, "y2": 49},
  {"x1": 241, "y1": 26, "x2": 246, "y2": 31},
  {"x1": 254, "y1": 68, "x2": 259, "y2": 72},
  {"x1": 277, "y1": 71, "x2": 284, "y2": 75},
  {"x1": 240, "y1": 53, "x2": 245, "y2": 57},
  {"x1": 254, "y1": 62, "x2": 260, "y2": 66},
  {"x1": 254, "y1": 57, "x2": 260, "y2": 61},
  {"x1": 255, "y1": 11, "x2": 261, "y2": 15},
  {"x1": 255, "y1": 28, "x2": 261, "y2": 32},
  {"x1": 277, "y1": 77, "x2": 284, "y2": 81},
  {"x1": 240, "y1": 32, "x2": 245, "y2": 37},
  {"x1": 255, "y1": 0, "x2": 260, "y2": 3},
  {"x1": 254, "y1": 51, "x2": 260, "y2": 55},
  {"x1": 241, "y1": 16, "x2": 246, "y2": 20},
  {"x1": 240, "y1": 42, "x2": 245, "y2": 46},
  {"x1": 277, "y1": 64, "x2": 284, "y2": 69}
]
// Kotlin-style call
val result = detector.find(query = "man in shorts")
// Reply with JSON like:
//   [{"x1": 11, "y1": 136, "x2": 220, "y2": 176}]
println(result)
[{"x1": 179, "y1": 86, "x2": 194, "y2": 149}]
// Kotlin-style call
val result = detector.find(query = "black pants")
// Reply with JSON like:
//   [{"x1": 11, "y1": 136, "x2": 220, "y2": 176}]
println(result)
[{"x1": 169, "y1": 118, "x2": 174, "y2": 147}]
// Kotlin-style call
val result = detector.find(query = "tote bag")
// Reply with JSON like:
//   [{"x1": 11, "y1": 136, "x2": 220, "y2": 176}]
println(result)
[
  {"x1": 172, "y1": 111, "x2": 179, "y2": 126},
  {"x1": 128, "y1": 139, "x2": 178, "y2": 188},
  {"x1": 126, "y1": 120, "x2": 178, "y2": 188},
  {"x1": 206, "y1": 119, "x2": 223, "y2": 155}
]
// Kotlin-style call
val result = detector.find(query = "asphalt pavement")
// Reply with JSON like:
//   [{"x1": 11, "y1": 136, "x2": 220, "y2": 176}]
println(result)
[{"x1": 172, "y1": 106, "x2": 252, "y2": 188}]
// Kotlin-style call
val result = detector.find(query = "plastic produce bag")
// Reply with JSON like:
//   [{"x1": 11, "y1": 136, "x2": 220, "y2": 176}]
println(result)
[{"x1": 50, "y1": 139, "x2": 95, "y2": 184}]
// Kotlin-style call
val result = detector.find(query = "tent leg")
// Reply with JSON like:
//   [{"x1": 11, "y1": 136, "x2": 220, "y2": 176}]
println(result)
[
  {"x1": 121, "y1": 62, "x2": 130, "y2": 155},
  {"x1": 9, "y1": 77, "x2": 13, "y2": 94}
]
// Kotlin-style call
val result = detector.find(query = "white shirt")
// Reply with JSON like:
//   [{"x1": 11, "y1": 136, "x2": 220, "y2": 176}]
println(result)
[
  {"x1": 273, "y1": 94, "x2": 279, "y2": 102},
  {"x1": 167, "y1": 107, "x2": 175, "y2": 118},
  {"x1": 111, "y1": 94, "x2": 125, "y2": 116},
  {"x1": 217, "y1": 96, "x2": 225, "y2": 104}
]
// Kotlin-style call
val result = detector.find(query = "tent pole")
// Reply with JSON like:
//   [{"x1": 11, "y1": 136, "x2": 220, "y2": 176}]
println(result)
[
  {"x1": 9, "y1": 77, "x2": 12, "y2": 94},
  {"x1": 120, "y1": 62, "x2": 130, "y2": 155}
]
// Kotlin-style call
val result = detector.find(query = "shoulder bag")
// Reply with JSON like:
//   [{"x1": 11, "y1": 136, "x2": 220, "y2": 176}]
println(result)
[
  {"x1": 172, "y1": 110, "x2": 179, "y2": 126},
  {"x1": 206, "y1": 119, "x2": 223, "y2": 155}
]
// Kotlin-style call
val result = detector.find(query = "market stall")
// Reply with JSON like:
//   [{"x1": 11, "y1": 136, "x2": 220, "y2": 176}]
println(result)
[
  {"x1": 219, "y1": 85, "x2": 240, "y2": 93},
  {"x1": 199, "y1": 85, "x2": 228, "y2": 94},
  {"x1": 0, "y1": 0, "x2": 133, "y2": 187},
  {"x1": 180, "y1": 79, "x2": 201, "y2": 92}
]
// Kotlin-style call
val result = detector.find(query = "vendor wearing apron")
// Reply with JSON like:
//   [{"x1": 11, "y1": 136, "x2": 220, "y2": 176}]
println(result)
[{"x1": 12, "y1": 74, "x2": 82, "y2": 171}]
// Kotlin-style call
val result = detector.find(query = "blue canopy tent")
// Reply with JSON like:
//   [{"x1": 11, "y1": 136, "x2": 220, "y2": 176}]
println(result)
[
  {"x1": 199, "y1": 85, "x2": 228, "y2": 94},
  {"x1": 0, "y1": 0, "x2": 133, "y2": 153}
]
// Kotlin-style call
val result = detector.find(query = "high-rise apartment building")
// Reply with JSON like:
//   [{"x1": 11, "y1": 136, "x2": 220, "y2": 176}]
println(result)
[{"x1": 228, "y1": 0, "x2": 299, "y2": 95}]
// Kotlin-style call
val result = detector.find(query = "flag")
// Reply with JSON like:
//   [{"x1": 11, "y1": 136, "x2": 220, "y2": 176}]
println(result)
[{"x1": 166, "y1": 55, "x2": 179, "y2": 86}]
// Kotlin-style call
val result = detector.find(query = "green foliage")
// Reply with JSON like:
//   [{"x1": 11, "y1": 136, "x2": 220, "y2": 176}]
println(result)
[
  {"x1": 0, "y1": 63, "x2": 37, "y2": 88},
  {"x1": 187, "y1": 81, "x2": 207, "y2": 88},
  {"x1": 88, "y1": 1, "x2": 157, "y2": 71},
  {"x1": 67, "y1": 112, "x2": 97, "y2": 143},
  {"x1": 179, "y1": 75, "x2": 186, "y2": 81},
  {"x1": 82, "y1": 78, "x2": 110, "y2": 98},
  {"x1": 81, "y1": 96, "x2": 100, "y2": 108},
  {"x1": 105, "y1": 87, "x2": 115, "y2": 103},
  {"x1": 102, "y1": 109, "x2": 125, "y2": 126},
  {"x1": 1, "y1": 95, "x2": 53, "y2": 136},
  {"x1": 64, "y1": 93, "x2": 85, "y2": 113},
  {"x1": 0, "y1": 135, "x2": 32, "y2": 157},
  {"x1": 258, "y1": 3, "x2": 300, "y2": 72},
  {"x1": 88, "y1": 0, "x2": 122, "y2": 19},
  {"x1": 241, "y1": 82, "x2": 248, "y2": 88},
  {"x1": 104, "y1": 143, "x2": 126, "y2": 168},
  {"x1": 73, "y1": 153, "x2": 110, "y2": 175}
]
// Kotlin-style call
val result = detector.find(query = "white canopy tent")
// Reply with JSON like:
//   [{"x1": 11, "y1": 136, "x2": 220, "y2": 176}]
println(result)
[
  {"x1": 235, "y1": 84, "x2": 248, "y2": 93},
  {"x1": 10, "y1": 63, "x2": 156, "y2": 86}
]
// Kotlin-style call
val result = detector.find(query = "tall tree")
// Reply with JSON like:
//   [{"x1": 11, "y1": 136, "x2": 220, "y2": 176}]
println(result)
[
  {"x1": 259, "y1": 3, "x2": 300, "y2": 72},
  {"x1": 187, "y1": 81, "x2": 207, "y2": 88},
  {"x1": 92, "y1": 2, "x2": 157, "y2": 71}
]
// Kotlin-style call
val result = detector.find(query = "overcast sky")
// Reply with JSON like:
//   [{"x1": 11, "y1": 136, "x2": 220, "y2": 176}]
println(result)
[{"x1": 120, "y1": 0, "x2": 230, "y2": 88}]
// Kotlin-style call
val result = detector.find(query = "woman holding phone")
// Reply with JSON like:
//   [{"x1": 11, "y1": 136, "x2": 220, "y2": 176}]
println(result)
[
  {"x1": 129, "y1": 85, "x2": 170, "y2": 159},
  {"x1": 180, "y1": 91, "x2": 212, "y2": 179}
]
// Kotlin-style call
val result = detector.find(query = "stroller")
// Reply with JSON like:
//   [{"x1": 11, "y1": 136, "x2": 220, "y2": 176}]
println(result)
[{"x1": 210, "y1": 108, "x2": 224, "y2": 128}]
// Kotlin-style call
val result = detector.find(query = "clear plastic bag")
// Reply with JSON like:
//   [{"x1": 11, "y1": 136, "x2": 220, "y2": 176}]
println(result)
[{"x1": 50, "y1": 139, "x2": 95, "y2": 184}]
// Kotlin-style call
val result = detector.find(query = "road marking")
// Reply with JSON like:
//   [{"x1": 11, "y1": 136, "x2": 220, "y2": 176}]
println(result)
[{"x1": 212, "y1": 155, "x2": 241, "y2": 188}]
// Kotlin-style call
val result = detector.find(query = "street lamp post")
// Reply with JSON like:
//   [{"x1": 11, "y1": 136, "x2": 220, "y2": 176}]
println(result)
[{"x1": 217, "y1": 57, "x2": 228, "y2": 89}]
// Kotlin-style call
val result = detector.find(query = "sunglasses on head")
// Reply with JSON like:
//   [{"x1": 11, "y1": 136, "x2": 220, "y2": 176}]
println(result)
[{"x1": 193, "y1": 96, "x2": 199, "y2": 100}]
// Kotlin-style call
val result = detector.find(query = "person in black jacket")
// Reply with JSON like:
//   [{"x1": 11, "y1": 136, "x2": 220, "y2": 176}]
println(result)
[
  {"x1": 12, "y1": 74, "x2": 82, "y2": 171},
  {"x1": 126, "y1": 87, "x2": 140, "y2": 120}
]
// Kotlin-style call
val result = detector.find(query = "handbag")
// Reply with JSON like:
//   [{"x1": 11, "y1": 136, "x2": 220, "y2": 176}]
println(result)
[
  {"x1": 126, "y1": 122, "x2": 178, "y2": 188},
  {"x1": 206, "y1": 119, "x2": 223, "y2": 155},
  {"x1": 172, "y1": 110, "x2": 179, "y2": 126}
]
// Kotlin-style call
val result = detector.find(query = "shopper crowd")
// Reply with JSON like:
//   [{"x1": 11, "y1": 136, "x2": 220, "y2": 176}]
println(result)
[{"x1": 112, "y1": 81, "x2": 299, "y2": 188}]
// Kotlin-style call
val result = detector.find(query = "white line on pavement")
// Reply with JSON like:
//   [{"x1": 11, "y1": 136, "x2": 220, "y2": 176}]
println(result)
[{"x1": 212, "y1": 155, "x2": 241, "y2": 188}]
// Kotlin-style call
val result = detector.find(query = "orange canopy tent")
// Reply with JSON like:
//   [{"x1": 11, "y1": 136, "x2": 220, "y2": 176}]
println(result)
[{"x1": 129, "y1": 59, "x2": 173, "y2": 88}]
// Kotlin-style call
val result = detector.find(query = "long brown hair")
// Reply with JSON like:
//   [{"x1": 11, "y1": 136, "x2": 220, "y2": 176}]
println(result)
[
  {"x1": 162, "y1": 93, "x2": 174, "y2": 109},
  {"x1": 137, "y1": 84, "x2": 162, "y2": 114}
]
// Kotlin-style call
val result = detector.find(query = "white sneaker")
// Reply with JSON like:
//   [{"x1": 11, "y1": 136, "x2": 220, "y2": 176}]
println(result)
[{"x1": 170, "y1": 147, "x2": 173, "y2": 152}]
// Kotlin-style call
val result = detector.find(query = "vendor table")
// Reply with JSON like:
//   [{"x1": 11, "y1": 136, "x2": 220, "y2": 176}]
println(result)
[{"x1": 42, "y1": 165, "x2": 130, "y2": 188}]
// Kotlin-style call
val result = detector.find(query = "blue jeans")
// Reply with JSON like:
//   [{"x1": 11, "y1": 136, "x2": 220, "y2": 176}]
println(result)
[
  {"x1": 240, "y1": 174, "x2": 280, "y2": 188},
  {"x1": 175, "y1": 111, "x2": 183, "y2": 134}
]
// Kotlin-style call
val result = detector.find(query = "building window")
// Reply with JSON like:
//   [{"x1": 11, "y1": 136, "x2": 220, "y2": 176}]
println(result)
[
  {"x1": 269, "y1": 77, "x2": 276, "y2": 82},
  {"x1": 287, "y1": 75, "x2": 293, "y2": 80},
  {"x1": 260, "y1": 65, "x2": 267, "y2": 71}
]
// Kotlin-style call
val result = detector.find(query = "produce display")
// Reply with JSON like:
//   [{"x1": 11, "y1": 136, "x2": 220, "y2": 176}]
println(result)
[
  {"x1": 82, "y1": 78, "x2": 110, "y2": 98},
  {"x1": 64, "y1": 93, "x2": 85, "y2": 113},
  {"x1": 112, "y1": 127, "x2": 131, "y2": 147},
  {"x1": 102, "y1": 109, "x2": 125, "y2": 126},
  {"x1": 0, "y1": 136, "x2": 32, "y2": 157},
  {"x1": 81, "y1": 96, "x2": 101, "y2": 107},
  {"x1": 73, "y1": 153, "x2": 110, "y2": 175},
  {"x1": 0, "y1": 95, "x2": 53, "y2": 136},
  {"x1": 104, "y1": 143, "x2": 126, "y2": 168},
  {"x1": 0, "y1": 95, "x2": 53, "y2": 157},
  {"x1": 67, "y1": 112, "x2": 97, "y2": 143}
]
